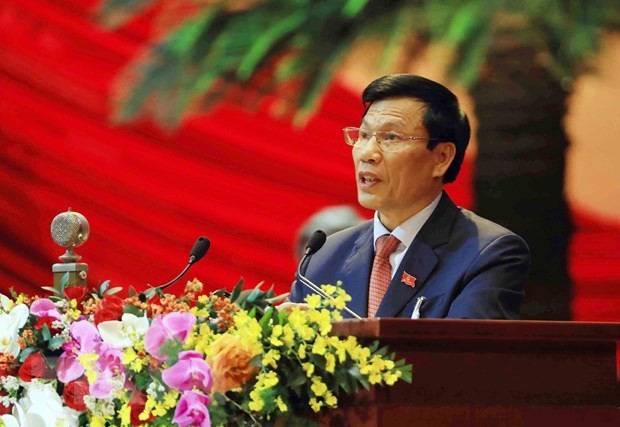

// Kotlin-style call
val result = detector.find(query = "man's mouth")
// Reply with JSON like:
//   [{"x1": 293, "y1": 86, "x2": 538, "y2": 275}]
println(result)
[{"x1": 359, "y1": 172, "x2": 380, "y2": 185}]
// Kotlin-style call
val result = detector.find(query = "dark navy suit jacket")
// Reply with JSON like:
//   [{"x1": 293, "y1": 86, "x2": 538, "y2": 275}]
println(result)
[{"x1": 290, "y1": 193, "x2": 530, "y2": 319}]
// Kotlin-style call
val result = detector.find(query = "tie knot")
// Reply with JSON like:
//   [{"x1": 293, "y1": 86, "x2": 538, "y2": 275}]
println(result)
[{"x1": 375, "y1": 235, "x2": 400, "y2": 259}]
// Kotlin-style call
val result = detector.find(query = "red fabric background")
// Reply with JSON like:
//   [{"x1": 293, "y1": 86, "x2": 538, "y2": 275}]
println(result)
[{"x1": 1, "y1": 0, "x2": 618, "y2": 322}]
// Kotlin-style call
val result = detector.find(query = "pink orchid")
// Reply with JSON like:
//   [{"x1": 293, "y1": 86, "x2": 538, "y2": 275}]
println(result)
[
  {"x1": 90, "y1": 344, "x2": 125, "y2": 399},
  {"x1": 144, "y1": 312, "x2": 196, "y2": 361},
  {"x1": 162, "y1": 351, "x2": 214, "y2": 394},
  {"x1": 172, "y1": 390, "x2": 211, "y2": 427},
  {"x1": 30, "y1": 298, "x2": 61, "y2": 320},
  {"x1": 57, "y1": 320, "x2": 102, "y2": 383}
]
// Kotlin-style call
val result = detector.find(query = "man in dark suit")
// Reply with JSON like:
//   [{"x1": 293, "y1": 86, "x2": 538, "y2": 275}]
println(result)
[{"x1": 289, "y1": 74, "x2": 530, "y2": 319}]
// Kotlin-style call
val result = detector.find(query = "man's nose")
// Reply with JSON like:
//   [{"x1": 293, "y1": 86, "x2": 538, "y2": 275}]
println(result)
[{"x1": 356, "y1": 136, "x2": 382, "y2": 162}]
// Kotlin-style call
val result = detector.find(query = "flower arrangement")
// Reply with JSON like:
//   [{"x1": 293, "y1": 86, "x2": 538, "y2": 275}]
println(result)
[{"x1": 0, "y1": 278, "x2": 411, "y2": 427}]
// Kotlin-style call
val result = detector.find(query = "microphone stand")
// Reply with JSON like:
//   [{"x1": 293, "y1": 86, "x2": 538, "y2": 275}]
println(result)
[{"x1": 296, "y1": 256, "x2": 362, "y2": 320}]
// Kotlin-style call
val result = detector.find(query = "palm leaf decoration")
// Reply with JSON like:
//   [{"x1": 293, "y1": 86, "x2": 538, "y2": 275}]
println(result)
[{"x1": 99, "y1": 0, "x2": 619, "y2": 127}]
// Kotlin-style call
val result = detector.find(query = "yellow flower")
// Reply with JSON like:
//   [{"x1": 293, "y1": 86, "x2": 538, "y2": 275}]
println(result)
[
  {"x1": 248, "y1": 391, "x2": 264, "y2": 412},
  {"x1": 275, "y1": 396, "x2": 288, "y2": 412},
  {"x1": 297, "y1": 325, "x2": 315, "y2": 341},
  {"x1": 207, "y1": 334, "x2": 260, "y2": 393},
  {"x1": 78, "y1": 352, "x2": 99, "y2": 383},
  {"x1": 308, "y1": 309, "x2": 332, "y2": 336},
  {"x1": 311, "y1": 377, "x2": 327, "y2": 397},
  {"x1": 325, "y1": 391, "x2": 338, "y2": 407},
  {"x1": 309, "y1": 397, "x2": 323, "y2": 413},
  {"x1": 302, "y1": 362, "x2": 314, "y2": 377},
  {"x1": 66, "y1": 308, "x2": 81, "y2": 321},
  {"x1": 119, "y1": 403, "x2": 131, "y2": 426},
  {"x1": 262, "y1": 349, "x2": 281, "y2": 369},
  {"x1": 322, "y1": 284, "x2": 337, "y2": 296},
  {"x1": 305, "y1": 294, "x2": 321, "y2": 309},
  {"x1": 311, "y1": 336, "x2": 327, "y2": 356},
  {"x1": 384, "y1": 372, "x2": 399, "y2": 385},
  {"x1": 298, "y1": 344, "x2": 307, "y2": 360},
  {"x1": 324, "y1": 353, "x2": 336, "y2": 373},
  {"x1": 281, "y1": 325, "x2": 295, "y2": 347},
  {"x1": 270, "y1": 325, "x2": 284, "y2": 347},
  {"x1": 90, "y1": 415, "x2": 106, "y2": 427},
  {"x1": 369, "y1": 373, "x2": 382, "y2": 384}
]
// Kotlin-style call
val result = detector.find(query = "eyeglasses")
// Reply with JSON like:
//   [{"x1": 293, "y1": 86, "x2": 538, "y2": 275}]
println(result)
[{"x1": 342, "y1": 127, "x2": 438, "y2": 152}]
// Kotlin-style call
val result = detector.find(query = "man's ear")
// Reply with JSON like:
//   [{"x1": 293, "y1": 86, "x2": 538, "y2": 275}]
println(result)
[{"x1": 432, "y1": 142, "x2": 456, "y2": 178}]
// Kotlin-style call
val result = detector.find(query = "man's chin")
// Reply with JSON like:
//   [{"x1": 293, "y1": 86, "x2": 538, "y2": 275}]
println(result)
[{"x1": 357, "y1": 194, "x2": 380, "y2": 211}]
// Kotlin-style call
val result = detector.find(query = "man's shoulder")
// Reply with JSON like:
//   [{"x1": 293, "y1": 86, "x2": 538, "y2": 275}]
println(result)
[
  {"x1": 456, "y1": 207, "x2": 527, "y2": 246},
  {"x1": 322, "y1": 219, "x2": 373, "y2": 248}
]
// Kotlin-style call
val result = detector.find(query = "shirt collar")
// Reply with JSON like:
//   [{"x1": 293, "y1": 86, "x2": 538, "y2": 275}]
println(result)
[{"x1": 373, "y1": 193, "x2": 442, "y2": 249}]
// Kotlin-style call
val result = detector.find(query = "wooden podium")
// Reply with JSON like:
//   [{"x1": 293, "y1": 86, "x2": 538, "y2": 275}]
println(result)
[{"x1": 327, "y1": 319, "x2": 620, "y2": 427}]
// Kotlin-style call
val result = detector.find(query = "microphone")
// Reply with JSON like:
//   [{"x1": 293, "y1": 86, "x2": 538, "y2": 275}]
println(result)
[
  {"x1": 296, "y1": 230, "x2": 361, "y2": 319},
  {"x1": 142, "y1": 236, "x2": 211, "y2": 299}
]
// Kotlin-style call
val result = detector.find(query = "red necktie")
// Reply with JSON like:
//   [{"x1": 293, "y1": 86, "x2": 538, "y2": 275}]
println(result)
[{"x1": 368, "y1": 235, "x2": 401, "y2": 318}]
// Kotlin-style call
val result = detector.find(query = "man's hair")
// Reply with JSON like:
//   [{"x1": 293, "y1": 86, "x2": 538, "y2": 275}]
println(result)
[{"x1": 362, "y1": 74, "x2": 471, "y2": 183}]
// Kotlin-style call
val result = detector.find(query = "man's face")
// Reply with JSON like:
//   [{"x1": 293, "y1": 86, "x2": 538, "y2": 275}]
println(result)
[{"x1": 353, "y1": 97, "x2": 449, "y2": 230}]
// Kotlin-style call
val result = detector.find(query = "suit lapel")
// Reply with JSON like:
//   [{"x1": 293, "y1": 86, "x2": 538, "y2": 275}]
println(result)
[
  {"x1": 375, "y1": 240, "x2": 438, "y2": 317},
  {"x1": 375, "y1": 192, "x2": 460, "y2": 317},
  {"x1": 341, "y1": 224, "x2": 374, "y2": 318}
]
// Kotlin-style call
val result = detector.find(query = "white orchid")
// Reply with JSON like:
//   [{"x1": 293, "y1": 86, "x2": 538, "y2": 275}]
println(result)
[
  {"x1": 0, "y1": 295, "x2": 29, "y2": 358},
  {"x1": 1, "y1": 381, "x2": 80, "y2": 427},
  {"x1": 0, "y1": 293, "x2": 13, "y2": 312},
  {"x1": 97, "y1": 313, "x2": 149, "y2": 348}
]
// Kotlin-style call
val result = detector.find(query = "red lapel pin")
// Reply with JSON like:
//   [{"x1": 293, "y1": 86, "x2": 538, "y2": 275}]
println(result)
[{"x1": 401, "y1": 271, "x2": 416, "y2": 288}]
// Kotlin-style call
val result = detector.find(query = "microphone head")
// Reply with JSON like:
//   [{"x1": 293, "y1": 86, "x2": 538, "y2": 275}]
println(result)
[
  {"x1": 189, "y1": 236, "x2": 210, "y2": 264},
  {"x1": 305, "y1": 230, "x2": 327, "y2": 256},
  {"x1": 51, "y1": 209, "x2": 90, "y2": 248}
]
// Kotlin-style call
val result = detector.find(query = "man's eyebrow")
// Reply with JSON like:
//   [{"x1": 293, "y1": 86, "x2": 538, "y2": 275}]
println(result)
[{"x1": 360, "y1": 119, "x2": 406, "y2": 129}]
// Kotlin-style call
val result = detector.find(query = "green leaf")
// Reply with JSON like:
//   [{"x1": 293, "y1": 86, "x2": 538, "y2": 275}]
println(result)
[
  {"x1": 18, "y1": 347, "x2": 38, "y2": 363},
  {"x1": 99, "y1": 280, "x2": 110, "y2": 294},
  {"x1": 259, "y1": 307, "x2": 275, "y2": 334},
  {"x1": 41, "y1": 324, "x2": 51, "y2": 342},
  {"x1": 48, "y1": 336, "x2": 66, "y2": 351},
  {"x1": 230, "y1": 278, "x2": 244, "y2": 303},
  {"x1": 237, "y1": 10, "x2": 306, "y2": 80},
  {"x1": 105, "y1": 286, "x2": 124, "y2": 295},
  {"x1": 245, "y1": 287, "x2": 261, "y2": 304},
  {"x1": 342, "y1": 0, "x2": 369, "y2": 18},
  {"x1": 60, "y1": 272, "x2": 70, "y2": 291},
  {"x1": 123, "y1": 305, "x2": 144, "y2": 317}
]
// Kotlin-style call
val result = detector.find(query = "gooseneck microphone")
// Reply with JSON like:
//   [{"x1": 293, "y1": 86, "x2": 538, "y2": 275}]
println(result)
[
  {"x1": 296, "y1": 230, "x2": 362, "y2": 319},
  {"x1": 142, "y1": 236, "x2": 211, "y2": 299}
]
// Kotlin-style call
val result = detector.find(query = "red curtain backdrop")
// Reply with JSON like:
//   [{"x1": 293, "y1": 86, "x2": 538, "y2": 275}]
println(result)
[{"x1": 1, "y1": 0, "x2": 618, "y2": 321}]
